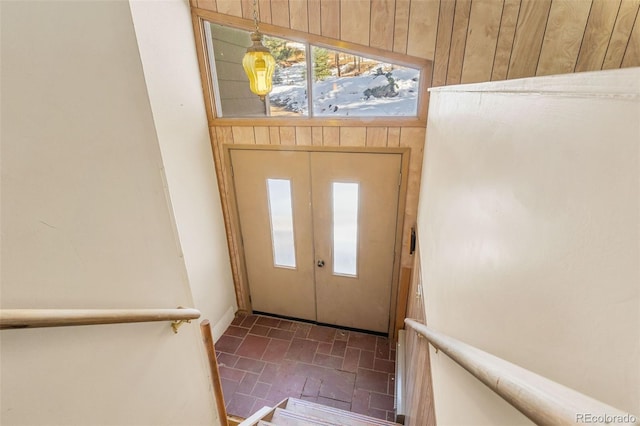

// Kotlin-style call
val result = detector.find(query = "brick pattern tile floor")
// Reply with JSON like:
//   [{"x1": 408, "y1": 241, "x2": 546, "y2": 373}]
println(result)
[{"x1": 216, "y1": 313, "x2": 397, "y2": 422}]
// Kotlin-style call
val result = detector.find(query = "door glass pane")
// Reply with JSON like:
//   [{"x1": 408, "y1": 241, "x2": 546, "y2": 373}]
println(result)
[
  {"x1": 267, "y1": 179, "x2": 296, "y2": 268},
  {"x1": 333, "y1": 182, "x2": 359, "y2": 276}
]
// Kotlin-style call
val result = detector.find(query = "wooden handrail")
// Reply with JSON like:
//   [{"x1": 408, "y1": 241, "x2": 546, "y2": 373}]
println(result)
[
  {"x1": 404, "y1": 318, "x2": 639, "y2": 426},
  {"x1": 0, "y1": 308, "x2": 200, "y2": 330}
]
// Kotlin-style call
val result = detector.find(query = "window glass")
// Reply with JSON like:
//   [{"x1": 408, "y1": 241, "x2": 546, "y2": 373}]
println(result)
[
  {"x1": 333, "y1": 182, "x2": 359, "y2": 276},
  {"x1": 206, "y1": 22, "x2": 421, "y2": 119},
  {"x1": 267, "y1": 179, "x2": 296, "y2": 268},
  {"x1": 208, "y1": 23, "x2": 267, "y2": 117},
  {"x1": 311, "y1": 46, "x2": 420, "y2": 117},
  {"x1": 264, "y1": 36, "x2": 308, "y2": 117}
]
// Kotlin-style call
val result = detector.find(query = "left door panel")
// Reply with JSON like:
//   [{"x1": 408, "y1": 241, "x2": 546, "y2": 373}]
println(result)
[{"x1": 230, "y1": 150, "x2": 316, "y2": 321}]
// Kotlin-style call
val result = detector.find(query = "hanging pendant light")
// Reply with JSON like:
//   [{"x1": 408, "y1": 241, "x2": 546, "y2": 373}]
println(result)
[{"x1": 243, "y1": 0, "x2": 275, "y2": 100}]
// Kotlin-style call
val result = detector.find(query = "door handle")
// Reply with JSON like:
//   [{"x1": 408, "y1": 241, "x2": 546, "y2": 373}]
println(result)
[{"x1": 317, "y1": 260, "x2": 325, "y2": 268}]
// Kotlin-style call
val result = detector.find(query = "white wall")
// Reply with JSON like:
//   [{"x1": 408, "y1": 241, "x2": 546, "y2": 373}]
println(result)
[
  {"x1": 128, "y1": 0, "x2": 237, "y2": 340},
  {"x1": 417, "y1": 68, "x2": 640, "y2": 425},
  {"x1": 1, "y1": 1, "x2": 220, "y2": 424}
]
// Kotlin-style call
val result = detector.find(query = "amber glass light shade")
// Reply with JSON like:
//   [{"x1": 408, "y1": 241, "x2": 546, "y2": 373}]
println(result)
[{"x1": 242, "y1": 32, "x2": 276, "y2": 100}]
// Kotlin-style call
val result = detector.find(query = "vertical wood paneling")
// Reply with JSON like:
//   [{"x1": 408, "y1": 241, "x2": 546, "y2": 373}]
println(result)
[
  {"x1": 308, "y1": 0, "x2": 322, "y2": 35},
  {"x1": 446, "y1": 0, "x2": 472, "y2": 85},
  {"x1": 269, "y1": 126, "x2": 281, "y2": 144},
  {"x1": 216, "y1": 126, "x2": 235, "y2": 145},
  {"x1": 404, "y1": 245, "x2": 435, "y2": 426},
  {"x1": 289, "y1": 0, "x2": 309, "y2": 32},
  {"x1": 575, "y1": 0, "x2": 622, "y2": 72},
  {"x1": 241, "y1": 0, "x2": 253, "y2": 19},
  {"x1": 340, "y1": 127, "x2": 366, "y2": 146},
  {"x1": 213, "y1": 127, "x2": 248, "y2": 309},
  {"x1": 341, "y1": 0, "x2": 370, "y2": 45},
  {"x1": 323, "y1": 126, "x2": 340, "y2": 146},
  {"x1": 216, "y1": 0, "x2": 243, "y2": 16},
  {"x1": 312, "y1": 127, "x2": 324, "y2": 146},
  {"x1": 370, "y1": 0, "x2": 397, "y2": 51},
  {"x1": 399, "y1": 128, "x2": 425, "y2": 268},
  {"x1": 197, "y1": 0, "x2": 217, "y2": 12},
  {"x1": 393, "y1": 0, "x2": 411, "y2": 54},
  {"x1": 232, "y1": 126, "x2": 255, "y2": 143},
  {"x1": 537, "y1": 0, "x2": 592, "y2": 76},
  {"x1": 271, "y1": 0, "x2": 291, "y2": 28},
  {"x1": 492, "y1": 0, "x2": 521, "y2": 81},
  {"x1": 622, "y1": 12, "x2": 640, "y2": 66},
  {"x1": 394, "y1": 266, "x2": 412, "y2": 336},
  {"x1": 258, "y1": 0, "x2": 273, "y2": 24},
  {"x1": 321, "y1": 0, "x2": 340, "y2": 39},
  {"x1": 254, "y1": 126, "x2": 271, "y2": 144},
  {"x1": 603, "y1": 0, "x2": 640, "y2": 69},
  {"x1": 366, "y1": 127, "x2": 388, "y2": 147},
  {"x1": 508, "y1": 0, "x2": 552, "y2": 79},
  {"x1": 279, "y1": 126, "x2": 296, "y2": 144},
  {"x1": 295, "y1": 126, "x2": 312, "y2": 145},
  {"x1": 432, "y1": 0, "x2": 456, "y2": 87},
  {"x1": 388, "y1": 127, "x2": 401, "y2": 147},
  {"x1": 461, "y1": 0, "x2": 503, "y2": 84},
  {"x1": 407, "y1": 0, "x2": 440, "y2": 59}
]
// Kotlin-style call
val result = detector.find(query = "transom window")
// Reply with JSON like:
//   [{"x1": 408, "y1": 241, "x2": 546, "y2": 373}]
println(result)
[{"x1": 206, "y1": 22, "x2": 421, "y2": 119}]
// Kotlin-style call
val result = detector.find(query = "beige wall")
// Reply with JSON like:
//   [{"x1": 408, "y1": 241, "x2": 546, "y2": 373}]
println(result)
[
  {"x1": 417, "y1": 68, "x2": 640, "y2": 424},
  {"x1": 1, "y1": 1, "x2": 221, "y2": 424},
  {"x1": 129, "y1": 0, "x2": 237, "y2": 340}
]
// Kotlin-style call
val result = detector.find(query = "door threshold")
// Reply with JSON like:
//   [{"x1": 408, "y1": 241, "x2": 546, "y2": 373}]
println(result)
[{"x1": 252, "y1": 311, "x2": 388, "y2": 337}]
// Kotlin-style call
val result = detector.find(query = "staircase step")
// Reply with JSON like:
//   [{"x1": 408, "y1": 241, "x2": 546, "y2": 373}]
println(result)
[
  {"x1": 270, "y1": 407, "x2": 339, "y2": 425},
  {"x1": 284, "y1": 398, "x2": 399, "y2": 426},
  {"x1": 238, "y1": 406, "x2": 275, "y2": 426}
]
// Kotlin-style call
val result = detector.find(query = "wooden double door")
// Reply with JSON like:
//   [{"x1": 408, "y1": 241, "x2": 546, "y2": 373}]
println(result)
[{"x1": 231, "y1": 149, "x2": 402, "y2": 333}]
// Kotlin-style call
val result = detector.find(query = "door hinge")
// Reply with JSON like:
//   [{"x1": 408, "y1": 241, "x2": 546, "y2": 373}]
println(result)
[{"x1": 398, "y1": 171, "x2": 402, "y2": 187}]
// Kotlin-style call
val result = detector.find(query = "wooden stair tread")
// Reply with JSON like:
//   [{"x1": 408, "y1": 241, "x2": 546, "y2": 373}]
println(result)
[
  {"x1": 240, "y1": 397, "x2": 400, "y2": 426},
  {"x1": 284, "y1": 398, "x2": 399, "y2": 426},
  {"x1": 270, "y1": 407, "x2": 340, "y2": 425}
]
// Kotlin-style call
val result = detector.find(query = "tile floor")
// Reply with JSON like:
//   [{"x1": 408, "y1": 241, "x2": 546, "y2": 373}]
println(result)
[{"x1": 216, "y1": 313, "x2": 397, "y2": 422}]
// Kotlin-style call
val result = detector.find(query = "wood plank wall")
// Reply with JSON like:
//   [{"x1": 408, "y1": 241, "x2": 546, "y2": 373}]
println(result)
[
  {"x1": 195, "y1": 0, "x2": 640, "y2": 86},
  {"x1": 192, "y1": 0, "x2": 640, "y2": 317},
  {"x1": 404, "y1": 239, "x2": 436, "y2": 426}
]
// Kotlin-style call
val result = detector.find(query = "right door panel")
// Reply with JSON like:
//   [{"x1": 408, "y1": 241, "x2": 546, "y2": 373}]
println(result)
[{"x1": 311, "y1": 152, "x2": 402, "y2": 333}]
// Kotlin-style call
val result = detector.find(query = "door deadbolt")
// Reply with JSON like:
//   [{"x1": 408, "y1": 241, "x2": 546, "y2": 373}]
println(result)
[{"x1": 317, "y1": 260, "x2": 325, "y2": 267}]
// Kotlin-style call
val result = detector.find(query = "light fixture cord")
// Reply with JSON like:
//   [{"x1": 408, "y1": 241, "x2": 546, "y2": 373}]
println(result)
[{"x1": 252, "y1": 0, "x2": 260, "y2": 33}]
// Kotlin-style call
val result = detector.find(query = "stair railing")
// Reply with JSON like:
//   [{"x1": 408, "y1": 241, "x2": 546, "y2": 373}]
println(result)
[
  {"x1": 200, "y1": 319, "x2": 229, "y2": 426},
  {"x1": 0, "y1": 308, "x2": 200, "y2": 333},
  {"x1": 404, "y1": 318, "x2": 639, "y2": 426}
]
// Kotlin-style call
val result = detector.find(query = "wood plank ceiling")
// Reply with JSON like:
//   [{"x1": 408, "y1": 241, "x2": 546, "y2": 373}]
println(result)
[{"x1": 193, "y1": 0, "x2": 640, "y2": 87}]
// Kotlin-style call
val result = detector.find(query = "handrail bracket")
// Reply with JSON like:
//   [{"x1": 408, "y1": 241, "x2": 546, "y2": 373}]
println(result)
[{"x1": 171, "y1": 318, "x2": 191, "y2": 334}]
